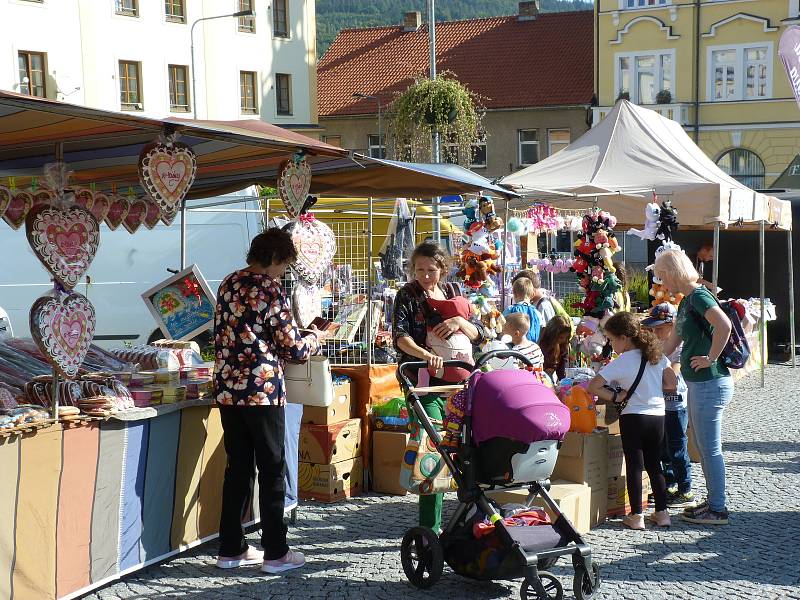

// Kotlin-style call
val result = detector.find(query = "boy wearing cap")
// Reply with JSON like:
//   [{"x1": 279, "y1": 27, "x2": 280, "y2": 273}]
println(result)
[{"x1": 643, "y1": 303, "x2": 694, "y2": 507}]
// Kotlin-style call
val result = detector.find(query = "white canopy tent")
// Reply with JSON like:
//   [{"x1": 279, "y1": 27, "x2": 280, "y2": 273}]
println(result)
[{"x1": 500, "y1": 100, "x2": 795, "y2": 383}]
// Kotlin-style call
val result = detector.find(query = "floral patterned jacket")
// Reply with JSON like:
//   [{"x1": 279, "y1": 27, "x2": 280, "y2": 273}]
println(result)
[{"x1": 213, "y1": 270, "x2": 319, "y2": 406}]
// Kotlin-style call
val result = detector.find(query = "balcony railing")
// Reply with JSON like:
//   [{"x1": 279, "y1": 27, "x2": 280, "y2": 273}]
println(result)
[{"x1": 592, "y1": 103, "x2": 691, "y2": 127}]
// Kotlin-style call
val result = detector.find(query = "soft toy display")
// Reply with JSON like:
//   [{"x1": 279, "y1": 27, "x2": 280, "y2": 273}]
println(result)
[
  {"x1": 530, "y1": 255, "x2": 575, "y2": 273},
  {"x1": 647, "y1": 241, "x2": 685, "y2": 307},
  {"x1": 526, "y1": 204, "x2": 560, "y2": 234},
  {"x1": 462, "y1": 197, "x2": 479, "y2": 231},
  {"x1": 627, "y1": 201, "x2": 660, "y2": 241},
  {"x1": 570, "y1": 209, "x2": 622, "y2": 318},
  {"x1": 478, "y1": 196, "x2": 504, "y2": 231},
  {"x1": 656, "y1": 200, "x2": 679, "y2": 242}
]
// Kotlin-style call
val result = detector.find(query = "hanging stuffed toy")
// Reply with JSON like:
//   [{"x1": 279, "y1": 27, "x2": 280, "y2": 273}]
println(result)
[
  {"x1": 656, "y1": 200, "x2": 679, "y2": 242},
  {"x1": 462, "y1": 198, "x2": 479, "y2": 231},
  {"x1": 627, "y1": 201, "x2": 660, "y2": 241},
  {"x1": 570, "y1": 208, "x2": 621, "y2": 319},
  {"x1": 478, "y1": 196, "x2": 503, "y2": 231}
]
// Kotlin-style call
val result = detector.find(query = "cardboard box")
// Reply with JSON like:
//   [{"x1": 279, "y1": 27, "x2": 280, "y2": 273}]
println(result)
[
  {"x1": 487, "y1": 480, "x2": 593, "y2": 534},
  {"x1": 301, "y1": 382, "x2": 352, "y2": 425},
  {"x1": 687, "y1": 422, "x2": 701, "y2": 463},
  {"x1": 371, "y1": 430, "x2": 409, "y2": 495},
  {"x1": 607, "y1": 472, "x2": 652, "y2": 517},
  {"x1": 607, "y1": 434, "x2": 625, "y2": 479},
  {"x1": 552, "y1": 430, "x2": 609, "y2": 528},
  {"x1": 299, "y1": 418, "x2": 361, "y2": 464},
  {"x1": 298, "y1": 457, "x2": 363, "y2": 503},
  {"x1": 595, "y1": 403, "x2": 621, "y2": 435}
]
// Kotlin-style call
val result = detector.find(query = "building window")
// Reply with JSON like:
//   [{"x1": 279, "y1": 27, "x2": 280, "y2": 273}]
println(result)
[
  {"x1": 168, "y1": 64, "x2": 190, "y2": 112},
  {"x1": 709, "y1": 44, "x2": 771, "y2": 101},
  {"x1": 164, "y1": 0, "x2": 185, "y2": 23},
  {"x1": 518, "y1": 130, "x2": 539, "y2": 166},
  {"x1": 548, "y1": 129, "x2": 571, "y2": 156},
  {"x1": 617, "y1": 50, "x2": 673, "y2": 104},
  {"x1": 240, "y1": 70, "x2": 258, "y2": 114},
  {"x1": 716, "y1": 149, "x2": 765, "y2": 189},
  {"x1": 470, "y1": 142, "x2": 487, "y2": 168},
  {"x1": 276, "y1": 73, "x2": 292, "y2": 115},
  {"x1": 238, "y1": 0, "x2": 255, "y2": 33},
  {"x1": 274, "y1": 0, "x2": 289, "y2": 37},
  {"x1": 115, "y1": 0, "x2": 138, "y2": 17},
  {"x1": 624, "y1": 0, "x2": 669, "y2": 7},
  {"x1": 118, "y1": 60, "x2": 142, "y2": 110},
  {"x1": 18, "y1": 51, "x2": 46, "y2": 98},
  {"x1": 323, "y1": 135, "x2": 342, "y2": 147},
  {"x1": 368, "y1": 134, "x2": 386, "y2": 159}
]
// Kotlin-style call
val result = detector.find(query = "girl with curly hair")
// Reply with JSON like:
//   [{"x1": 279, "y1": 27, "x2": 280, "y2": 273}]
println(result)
[{"x1": 587, "y1": 312, "x2": 677, "y2": 530}]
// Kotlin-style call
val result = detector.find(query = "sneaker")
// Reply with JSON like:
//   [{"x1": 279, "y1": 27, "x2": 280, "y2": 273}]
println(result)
[
  {"x1": 648, "y1": 510, "x2": 672, "y2": 528},
  {"x1": 666, "y1": 485, "x2": 678, "y2": 495},
  {"x1": 682, "y1": 506, "x2": 729, "y2": 525},
  {"x1": 682, "y1": 500, "x2": 708, "y2": 517},
  {"x1": 667, "y1": 491, "x2": 696, "y2": 508},
  {"x1": 261, "y1": 550, "x2": 306, "y2": 574},
  {"x1": 216, "y1": 545, "x2": 264, "y2": 569},
  {"x1": 622, "y1": 513, "x2": 645, "y2": 530}
]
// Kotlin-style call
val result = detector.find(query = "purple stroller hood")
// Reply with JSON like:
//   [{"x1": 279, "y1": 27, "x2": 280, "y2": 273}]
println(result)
[{"x1": 470, "y1": 369, "x2": 570, "y2": 445}]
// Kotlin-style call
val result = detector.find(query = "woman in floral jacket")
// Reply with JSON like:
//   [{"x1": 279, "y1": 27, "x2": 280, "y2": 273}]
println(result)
[{"x1": 213, "y1": 227, "x2": 326, "y2": 574}]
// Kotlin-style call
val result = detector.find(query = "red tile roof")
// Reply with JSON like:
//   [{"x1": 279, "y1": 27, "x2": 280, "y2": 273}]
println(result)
[{"x1": 318, "y1": 12, "x2": 594, "y2": 117}]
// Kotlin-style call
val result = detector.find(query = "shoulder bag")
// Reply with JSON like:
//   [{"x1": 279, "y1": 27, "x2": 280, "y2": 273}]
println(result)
[{"x1": 285, "y1": 355, "x2": 334, "y2": 407}]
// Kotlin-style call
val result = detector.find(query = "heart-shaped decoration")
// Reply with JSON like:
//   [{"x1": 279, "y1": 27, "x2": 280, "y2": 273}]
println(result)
[
  {"x1": 292, "y1": 283, "x2": 322, "y2": 328},
  {"x1": 25, "y1": 204, "x2": 100, "y2": 289},
  {"x1": 160, "y1": 206, "x2": 178, "y2": 226},
  {"x1": 30, "y1": 290, "x2": 96, "y2": 379},
  {"x1": 288, "y1": 218, "x2": 336, "y2": 285},
  {"x1": 143, "y1": 200, "x2": 161, "y2": 229},
  {"x1": 277, "y1": 158, "x2": 312, "y2": 218},
  {"x1": 3, "y1": 190, "x2": 33, "y2": 229},
  {"x1": 73, "y1": 188, "x2": 94, "y2": 211},
  {"x1": 32, "y1": 189, "x2": 55, "y2": 208},
  {"x1": 123, "y1": 198, "x2": 147, "y2": 234},
  {"x1": 0, "y1": 186, "x2": 10, "y2": 219},
  {"x1": 90, "y1": 192, "x2": 111, "y2": 223},
  {"x1": 138, "y1": 142, "x2": 197, "y2": 213},
  {"x1": 105, "y1": 195, "x2": 129, "y2": 230}
]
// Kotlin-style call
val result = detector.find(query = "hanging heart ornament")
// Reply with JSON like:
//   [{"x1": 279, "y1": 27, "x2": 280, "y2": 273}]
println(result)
[
  {"x1": 30, "y1": 290, "x2": 96, "y2": 379},
  {"x1": 138, "y1": 141, "x2": 197, "y2": 213},
  {"x1": 291, "y1": 283, "x2": 322, "y2": 328},
  {"x1": 4, "y1": 190, "x2": 33, "y2": 230},
  {"x1": 277, "y1": 158, "x2": 312, "y2": 218},
  {"x1": 289, "y1": 217, "x2": 336, "y2": 285},
  {"x1": 25, "y1": 205, "x2": 100, "y2": 289}
]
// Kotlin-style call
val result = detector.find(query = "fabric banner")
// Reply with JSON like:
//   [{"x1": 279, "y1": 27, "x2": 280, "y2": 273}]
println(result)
[
  {"x1": 90, "y1": 421, "x2": 126, "y2": 583},
  {"x1": 197, "y1": 408, "x2": 226, "y2": 539},
  {"x1": 171, "y1": 406, "x2": 209, "y2": 549},
  {"x1": 56, "y1": 424, "x2": 100, "y2": 598},
  {"x1": 779, "y1": 25, "x2": 800, "y2": 109},
  {"x1": 14, "y1": 426, "x2": 62, "y2": 600},
  {"x1": 0, "y1": 439, "x2": 20, "y2": 600},
  {"x1": 119, "y1": 421, "x2": 150, "y2": 571},
  {"x1": 140, "y1": 411, "x2": 180, "y2": 562}
]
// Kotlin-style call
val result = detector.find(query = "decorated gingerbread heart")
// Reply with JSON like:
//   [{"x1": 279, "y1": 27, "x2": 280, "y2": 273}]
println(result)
[
  {"x1": 3, "y1": 190, "x2": 33, "y2": 229},
  {"x1": 143, "y1": 200, "x2": 161, "y2": 229},
  {"x1": 288, "y1": 217, "x2": 336, "y2": 285},
  {"x1": 90, "y1": 192, "x2": 111, "y2": 224},
  {"x1": 277, "y1": 158, "x2": 312, "y2": 218},
  {"x1": 73, "y1": 188, "x2": 94, "y2": 211},
  {"x1": 0, "y1": 186, "x2": 10, "y2": 219},
  {"x1": 25, "y1": 204, "x2": 100, "y2": 289},
  {"x1": 123, "y1": 198, "x2": 147, "y2": 234},
  {"x1": 105, "y1": 195, "x2": 129, "y2": 230},
  {"x1": 138, "y1": 141, "x2": 197, "y2": 213},
  {"x1": 32, "y1": 189, "x2": 55, "y2": 208},
  {"x1": 160, "y1": 206, "x2": 178, "y2": 226},
  {"x1": 291, "y1": 283, "x2": 322, "y2": 328},
  {"x1": 29, "y1": 290, "x2": 96, "y2": 379}
]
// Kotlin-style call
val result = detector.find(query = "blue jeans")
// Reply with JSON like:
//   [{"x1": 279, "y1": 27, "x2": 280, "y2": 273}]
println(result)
[
  {"x1": 686, "y1": 377, "x2": 734, "y2": 512},
  {"x1": 661, "y1": 407, "x2": 692, "y2": 494}
]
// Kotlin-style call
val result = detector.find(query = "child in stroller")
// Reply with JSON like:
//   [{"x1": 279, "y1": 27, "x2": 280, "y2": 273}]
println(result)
[{"x1": 398, "y1": 349, "x2": 601, "y2": 600}]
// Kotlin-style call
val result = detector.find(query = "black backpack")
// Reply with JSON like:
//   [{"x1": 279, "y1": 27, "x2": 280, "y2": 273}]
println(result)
[{"x1": 687, "y1": 298, "x2": 750, "y2": 369}]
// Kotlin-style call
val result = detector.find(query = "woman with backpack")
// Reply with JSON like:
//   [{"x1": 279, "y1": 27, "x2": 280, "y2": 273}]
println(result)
[{"x1": 654, "y1": 249, "x2": 734, "y2": 525}]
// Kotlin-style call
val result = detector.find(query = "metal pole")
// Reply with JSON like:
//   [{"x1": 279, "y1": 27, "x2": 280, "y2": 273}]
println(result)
[
  {"x1": 789, "y1": 229, "x2": 796, "y2": 368},
  {"x1": 712, "y1": 221, "x2": 720, "y2": 293},
  {"x1": 759, "y1": 219, "x2": 765, "y2": 388},
  {"x1": 501, "y1": 199, "x2": 509, "y2": 309},
  {"x1": 367, "y1": 197, "x2": 374, "y2": 367},
  {"x1": 428, "y1": 0, "x2": 441, "y2": 243},
  {"x1": 190, "y1": 20, "x2": 199, "y2": 120},
  {"x1": 180, "y1": 198, "x2": 187, "y2": 269}
]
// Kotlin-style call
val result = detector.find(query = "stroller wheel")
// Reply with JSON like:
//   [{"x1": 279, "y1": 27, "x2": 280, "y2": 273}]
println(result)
[
  {"x1": 520, "y1": 571, "x2": 563, "y2": 600},
  {"x1": 400, "y1": 526, "x2": 444, "y2": 589},
  {"x1": 573, "y1": 562, "x2": 601, "y2": 600}
]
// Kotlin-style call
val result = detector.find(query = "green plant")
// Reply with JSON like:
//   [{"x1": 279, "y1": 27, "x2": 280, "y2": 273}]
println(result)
[
  {"x1": 655, "y1": 89, "x2": 672, "y2": 104},
  {"x1": 387, "y1": 73, "x2": 485, "y2": 167},
  {"x1": 562, "y1": 291, "x2": 584, "y2": 318},
  {"x1": 627, "y1": 269, "x2": 651, "y2": 307}
]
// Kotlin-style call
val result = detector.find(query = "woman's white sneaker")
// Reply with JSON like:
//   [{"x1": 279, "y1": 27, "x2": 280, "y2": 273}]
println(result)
[
  {"x1": 261, "y1": 550, "x2": 306, "y2": 574},
  {"x1": 216, "y1": 545, "x2": 264, "y2": 569}
]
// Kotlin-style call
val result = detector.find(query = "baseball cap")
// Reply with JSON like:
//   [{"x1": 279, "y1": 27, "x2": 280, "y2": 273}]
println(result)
[{"x1": 642, "y1": 302, "x2": 677, "y2": 327}]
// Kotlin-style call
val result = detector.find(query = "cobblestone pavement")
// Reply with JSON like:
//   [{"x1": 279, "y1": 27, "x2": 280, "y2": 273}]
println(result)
[{"x1": 86, "y1": 364, "x2": 800, "y2": 600}]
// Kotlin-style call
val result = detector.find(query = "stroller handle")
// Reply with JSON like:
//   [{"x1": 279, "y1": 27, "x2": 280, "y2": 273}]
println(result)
[
  {"x1": 397, "y1": 360, "x2": 475, "y2": 391},
  {"x1": 473, "y1": 348, "x2": 537, "y2": 370}
]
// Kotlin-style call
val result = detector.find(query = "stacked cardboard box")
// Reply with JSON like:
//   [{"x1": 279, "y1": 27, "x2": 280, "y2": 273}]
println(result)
[
  {"x1": 298, "y1": 381, "x2": 362, "y2": 503},
  {"x1": 486, "y1": 480, "x2": 593, "y2": 534},
  {"x1": 551, "y1": 429, "x2": 609, "y2": 528},
  {"x1": 371, "y1": 430, "x2": 410, "y2": 495}
]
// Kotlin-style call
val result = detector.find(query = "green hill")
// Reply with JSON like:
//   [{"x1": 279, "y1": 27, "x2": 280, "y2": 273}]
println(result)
[{"x1": 317, "y1": 0, "x2": 594, "y2": 57}]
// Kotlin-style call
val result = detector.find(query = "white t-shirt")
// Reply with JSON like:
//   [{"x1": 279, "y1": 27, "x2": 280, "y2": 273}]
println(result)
[
  {"x1": 535, "y1": 297, "x2": 556, "y2": 325},
  {"x1": 598, "y1": 349, "x2": 668, "y2": 416}
]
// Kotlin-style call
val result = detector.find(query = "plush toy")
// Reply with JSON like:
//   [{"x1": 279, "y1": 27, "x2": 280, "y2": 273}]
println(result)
[
  {"x1": 479, "y1": 196, "x2": 503, "y2": 231},
  {"x1": 649, "y1": 282, "x2": 685, "y2": 307},
  {"x1": 590, "y1": 265, "x2": 605, "y2": 283},
  {"x1": 573, "y1": 256, "x2": 589, "y2": 273},
  {"x1": 506, "y1": 216, "x2": 527, "y2": 235},
  {"x1": 592, "y1": 229, "x2": 617, "y2": 272},
  {"x1": 627, "y1": 202, "x2": 660, "y2": 241},
  {"x1": 575, "y1": 236, "x2": 595, "y2": 255},
  {"x1": 656, "y1": 200, "x2": 679, "y2": 242},
  {"x1": 462, "y1": 198, "x2": 479, "y2": 230}
]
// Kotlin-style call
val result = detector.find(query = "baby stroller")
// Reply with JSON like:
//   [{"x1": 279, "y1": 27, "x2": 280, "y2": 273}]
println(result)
[{"x1": 397, "y1": 350, "x2": 600, "y2": 600}]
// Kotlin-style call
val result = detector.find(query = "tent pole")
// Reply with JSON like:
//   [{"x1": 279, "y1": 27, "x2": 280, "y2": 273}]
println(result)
[
  {"x1": 712, "y1": 221, "x2": 720, "y2": 293},
  {"x1": 180, "y1": 198, "x2": 187, "y2": 270},
  {"x1": 367, "y1": 196, "x2": 374, "y2": 367},
  {"x1": 789, "y1": 229, "x2": 796, "y2": 368},
  {"x1": 759, "y1": 219, "x2": 765, "y2": 388},
  {"x1": 501, "y1": 199, "x2": 509, "y2": 310}
]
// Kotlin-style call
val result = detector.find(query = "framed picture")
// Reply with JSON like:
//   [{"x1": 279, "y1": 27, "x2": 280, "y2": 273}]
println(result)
[{"x1": 141, "y1": 264, "x2": 215, "y2": 341}]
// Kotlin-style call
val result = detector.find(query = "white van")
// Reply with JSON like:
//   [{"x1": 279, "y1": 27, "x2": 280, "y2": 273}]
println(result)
[{"x1": 0, "y1": 188, "x2": 264, "y2": 349}]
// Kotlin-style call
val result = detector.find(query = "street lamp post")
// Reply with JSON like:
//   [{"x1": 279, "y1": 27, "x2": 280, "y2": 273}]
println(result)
[
  {"x1": 352, "y1": 92, "x2": 382, "y2": 158},
  {"x1": 184, "y1": 8, "x2": 253, "y2": 269}
]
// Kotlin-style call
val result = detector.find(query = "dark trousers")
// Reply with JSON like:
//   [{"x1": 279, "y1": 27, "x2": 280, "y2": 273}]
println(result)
[
  {"x1": 661, "y1": 407, "x2": 692, "y2": 494},
  {"x1": 218, "y1": 405, "x2": 288, "y2": 560},
  {"x1": 619, "y1": 413, "x2": 668, "y2": 513}
]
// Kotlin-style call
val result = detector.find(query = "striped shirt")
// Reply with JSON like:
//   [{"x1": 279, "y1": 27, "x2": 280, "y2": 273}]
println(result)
[{"x1": 510, "y1": 341, "x2": 544, "y2": 369}]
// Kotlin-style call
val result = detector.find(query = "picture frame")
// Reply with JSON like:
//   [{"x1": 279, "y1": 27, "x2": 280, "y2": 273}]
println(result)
[{"x1": 141, "y1": 264, "x2": 215, "y2": 341}]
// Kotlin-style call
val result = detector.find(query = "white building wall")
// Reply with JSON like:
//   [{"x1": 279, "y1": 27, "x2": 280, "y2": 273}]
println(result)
[{"x1": 0, "y1": 0, "x2": 316, "y2": 125}]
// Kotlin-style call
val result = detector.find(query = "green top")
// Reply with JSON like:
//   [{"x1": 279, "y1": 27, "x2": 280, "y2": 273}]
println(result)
[{"x1": 675, "y1": 286, "x2": 730, "y2": 382}]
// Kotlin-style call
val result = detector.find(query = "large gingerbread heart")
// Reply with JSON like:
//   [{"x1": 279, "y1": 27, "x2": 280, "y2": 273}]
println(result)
[
  {"x1": 25, "y1": 205, "x2": 100, "y2": 289},
  {"x1": 138, "y1": 142, "x2": 197, "y2": 213},
  {"x1": 4, "y1": 190, "x2": 33, "y2": 229},
  {"x1": 289, "y1": 218, "x2": 336, "y2": 285},
  {"x1": 105, "y1": 195, "x2": 129, "y2": 230},
  {"x1": 292, "y1": 282, "x2": 322, "y2": 328},
  {"x1": 90, "y1": 192, "x2": 111, "y2": 224},
  {"x1": 123, "y1": 198, "x2": 147, "y2": 234},
  {"x1": 30, "y1": 290, "x2": 96, "y2": 379},
  {"x1": 277, "y1": 158, "x2": 312, "y2": 218},
  {"x1": 143, "y1": 200, "x2": 161, "y2": 229},
  {"x1": 0, "y1": 186, "x2": 10, "y2": 219}
]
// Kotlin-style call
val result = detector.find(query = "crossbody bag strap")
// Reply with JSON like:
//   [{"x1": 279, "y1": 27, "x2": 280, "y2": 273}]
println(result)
[{"x1": 626, "y1": 356, "x2": 648, "y2": 400}]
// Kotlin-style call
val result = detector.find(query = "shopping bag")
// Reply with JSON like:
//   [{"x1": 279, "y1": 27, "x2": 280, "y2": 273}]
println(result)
[
  {"x1": 399, "y1": 421, "x2": 457, "y2": 495},
  {"x1": 285, "y1": 355, "x2": 334, "y2": 406}
]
